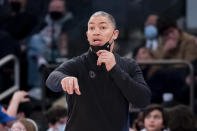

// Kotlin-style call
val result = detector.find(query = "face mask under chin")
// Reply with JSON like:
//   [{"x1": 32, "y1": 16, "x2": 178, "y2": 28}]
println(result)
[{"x1": 90, "y1": 42, "x2": 111, "y2": 54}]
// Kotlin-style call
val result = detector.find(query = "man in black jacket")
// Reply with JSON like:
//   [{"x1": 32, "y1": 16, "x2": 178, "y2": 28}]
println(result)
[{"x1": 46, "y1": 11, "x2": 151, "y2": 131}]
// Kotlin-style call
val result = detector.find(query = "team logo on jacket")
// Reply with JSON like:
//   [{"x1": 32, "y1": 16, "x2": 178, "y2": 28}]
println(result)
[{"x1": 89, "y1": 70, "x2": 96, "y2": 78}]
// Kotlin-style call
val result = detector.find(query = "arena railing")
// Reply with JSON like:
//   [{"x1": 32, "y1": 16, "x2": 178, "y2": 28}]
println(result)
[
  {"x1": 137, "y1": 59, "x2": 194, "y2": 111},
  {"x1": 0, "y1": 54, "x2": 20, "y2": 101}
]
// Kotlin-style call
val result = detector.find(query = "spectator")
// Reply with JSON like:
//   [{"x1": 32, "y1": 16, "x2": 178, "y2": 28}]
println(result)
[
  {"x1": 144, "y1": 14, "x2": 159, "y2": 51},
  {"x1": 45, "y1": 105, "x2": 68, "y2": 131},
  {"x1": 10, "y1": 118, "x2": 38, "y2": 131},
  {"x1": 137, "y1": 15, "x2": 197, "y2": 103},
  {"x1": 0, "y1": 105, "x2": 17, "y2": 131},
  {"x1": 133, "y1": 14, "x2": 158, "y2": 80},
  {"x1": 167, "y1": 105, "x2": 197, "y2": 131},
  {"x1": 141, "y1": 104, "x2": 168, "y2": 131},
  {"x1": 152, "y1": 15, "x2": 197, "y2": 63},
  {"x1": 27, "y1": 0, "x2": 73, "y2": 95},
  {"x1": 133, "y1": 14, "x2": 158, "y2": 60},
  {"x1": 136, "y1": 15, "x2": 197, "y2": 74}
]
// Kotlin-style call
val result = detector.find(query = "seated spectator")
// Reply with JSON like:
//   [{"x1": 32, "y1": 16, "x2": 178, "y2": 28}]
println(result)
[
  {"x1": 10, "y1": 118, "x2": 38, "y2": 131},
  {"x1": 133, "y1": 14, "x2": 158, "y2": 57},
  {"x1": 137, "y1": 15, "x2": 197, "y2": 103},
  {"x1": 144, "y1": 14, "x2": 159, "y2": 51},
  {"x1": 137, "y1": 15, "x2": 197, "y2": 76},
  {"x1": 167, "y1": 105, "x2": 197, "y2": 131},
  {"x1": 141, "y1": 104, "x2": 168, "y2": 131},
  {"x1": 1, "y1": 90, "x2": 37, "y2": 126},
  {"x1": 45, "y1": 105, "x2": 68, "y2": 131},
  {"x1": 27, "y1": 0, "x2": 73, "y2": 93},
  {"x1": 152, "y1": 15, "x2": 197, "y2": 61},
  {"x1": 0, "y1": 105, "x2": 17, "y2": 131},
  {"x1": 133, "y1": 14, "x2": 158, "y2": 80}
]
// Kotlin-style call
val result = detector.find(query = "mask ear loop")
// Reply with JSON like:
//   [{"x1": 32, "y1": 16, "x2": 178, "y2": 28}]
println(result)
[
  {"x1": 108, "y1": 30, "x2": 115, "y2": 46},
  {"x1": 108, "y1": 30, "x2": 117, "y2": 52}
]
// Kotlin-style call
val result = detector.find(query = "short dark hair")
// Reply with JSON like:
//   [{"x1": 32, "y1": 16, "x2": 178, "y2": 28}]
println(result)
[
  {"x1": 157, "y1": 15, "x2": 177, "y2": 36},
  {"x1": 143, "y1": 104, "x2": 168, "y2": 129},
  {"x1": 168, "y1": 105, "x2": 197, "y2": 131},
  {"x1": 45, "y1": 105, "x2": 67, "y2": 125},
  {"x1": 89, "y1": 11, "x2": 116, "y2": 29}
]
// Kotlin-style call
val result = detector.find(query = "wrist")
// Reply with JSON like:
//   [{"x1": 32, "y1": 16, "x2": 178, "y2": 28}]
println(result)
[{"x1": 10, "y1": 97, "x2": 20, "y2": 104}]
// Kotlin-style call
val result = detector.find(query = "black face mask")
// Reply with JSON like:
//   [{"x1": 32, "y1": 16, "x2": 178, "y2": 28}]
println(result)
[
  {"x1": 10, "y1": 1, "x2": 21, "y2": 13},
  {"x1": 90, "y1": 31, "x2": 114, "y2": 54},
  {"x1": 90, "y1": 42, "x2": 111, "y2": 54},
  {"x1": 49, "y1": 11, "x2": 63, "y2": 21}
]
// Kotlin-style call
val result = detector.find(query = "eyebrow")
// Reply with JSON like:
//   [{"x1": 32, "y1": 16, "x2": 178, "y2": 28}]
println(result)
[{"x1": 88, "y1": 21, "x2": 108, "y2": 25}]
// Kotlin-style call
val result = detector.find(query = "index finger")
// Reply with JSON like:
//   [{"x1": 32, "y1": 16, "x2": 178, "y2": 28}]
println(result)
[
  {"x1": 22, "y1": 91, "x2": 29, "y2": 96},
  {"x1": 96, "y1": 50, "x2": 109, "y2": 56},
  {"x1": 73, "y1": 78, "x2": 81, "y2": 95},
  {"x1": 22, "y1": 98, "x2": 30, "y2": 103}
]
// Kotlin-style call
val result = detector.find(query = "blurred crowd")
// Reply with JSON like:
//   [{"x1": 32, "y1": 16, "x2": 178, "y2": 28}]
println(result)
[
  {"x1": 0, "y1": 0, "x2": 197, "y2": 130},
  {"x1": 1, "y1": 91, "x2": 197, "y2": 131},
  {"x1": 0, "y1": 90, "x2": 68, "y2": 131}
]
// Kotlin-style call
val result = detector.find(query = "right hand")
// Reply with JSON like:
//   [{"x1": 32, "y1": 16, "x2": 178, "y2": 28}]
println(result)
[
  {"x1": 61, "y1": 77, "x2": 81, "y2": 95},
  {"x1": 163, "y1": 39, "x2": 178, "y2": 53},
  {"x1": 12, "y1": 91, "x2": 30, "y2": 104}
]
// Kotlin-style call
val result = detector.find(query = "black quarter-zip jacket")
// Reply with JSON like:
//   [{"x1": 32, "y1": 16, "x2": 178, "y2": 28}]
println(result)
[{"x1": 46, "y1": 50, "x2": 151, "y2": 131}]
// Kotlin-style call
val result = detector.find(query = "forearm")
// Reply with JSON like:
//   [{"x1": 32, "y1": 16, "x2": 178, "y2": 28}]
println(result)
[
  {"x1": 109, "y1": 64, "x2": 151, "y2": 108},
  {"x1": 46, "y1": 58, "x2": 79, "y2": 92},
  {"x1": 46, "y1": 71, "x2": 68, "y2": 92},
  {"x1": 7, "y1": 99, "x2": 20, "y2": 117}
]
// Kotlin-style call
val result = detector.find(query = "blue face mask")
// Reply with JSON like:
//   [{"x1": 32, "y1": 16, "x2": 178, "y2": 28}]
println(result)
[
  {"x1": 57, "y1": 124, "x2": 66, "y2": 131},
  {"x1": 144, "y1": 25, "x2": 158, "y2": 39}
]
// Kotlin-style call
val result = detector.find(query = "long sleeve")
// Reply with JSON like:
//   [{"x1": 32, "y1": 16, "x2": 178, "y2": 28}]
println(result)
[
  {"x1": 46, "y1": 58, "x2": 79, "y2": 92},
  {"x1": 46, "y1": 70, "x2": 67, "y2": 92},
  {"x1": 46, "y1": 52, "x2": 147, "y2": 131},
  {"x1": 109, "y1": 59, "x2": 151, "y2": 108}
]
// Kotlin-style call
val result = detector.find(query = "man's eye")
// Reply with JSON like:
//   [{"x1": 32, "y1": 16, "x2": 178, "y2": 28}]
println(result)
[
  {"x1": 101, "y1": 26, "x2": 106, "y2": 29},
  {"x1": 89, "y1": 27, "x2": 94, "y2": 30}
]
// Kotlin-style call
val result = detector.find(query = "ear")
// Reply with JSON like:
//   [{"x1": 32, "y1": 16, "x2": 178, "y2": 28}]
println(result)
[
  {"x1": 113, "y1": 29, "x2": 119, "y2": 40},
  {"x1": 86, "y1": 31, "x2": 89, "y2": 42}
]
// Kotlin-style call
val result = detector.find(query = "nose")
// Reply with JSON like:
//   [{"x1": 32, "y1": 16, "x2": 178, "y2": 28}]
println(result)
[
  {"x1": 148, "y1": 116, "x2": 155, "y2": 122},
  {"x1": 93, "y1": 27, "x2": 100, "y2": 35}
]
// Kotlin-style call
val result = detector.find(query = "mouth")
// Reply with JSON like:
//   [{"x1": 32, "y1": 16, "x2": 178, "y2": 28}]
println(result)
[
  {"x1": 92, "y1": 38, "x2": 102, "y2": 45},
  {"x1": 148, "y1": 124, "x2": 156, "y2": 128}
]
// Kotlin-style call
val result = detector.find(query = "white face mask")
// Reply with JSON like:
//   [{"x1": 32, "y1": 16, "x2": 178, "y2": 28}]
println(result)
[{"x1": 57, "y1": 124, "x2": 66, "y2": 131}]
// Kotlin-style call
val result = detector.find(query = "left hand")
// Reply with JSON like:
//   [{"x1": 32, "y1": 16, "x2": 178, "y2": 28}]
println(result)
[{"x1": 96, "y1": 50, "x2": 116, "y2": 71}]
